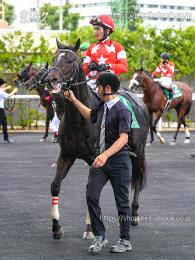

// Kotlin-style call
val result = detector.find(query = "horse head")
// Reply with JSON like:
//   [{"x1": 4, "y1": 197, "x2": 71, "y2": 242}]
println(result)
[
  {"x1": 14, "y1": 63, "x2": 37, "y2": 87},
  {"x1": 45, "y1": 38, "x2": 82, "y2": 93},
  {"x1": 129, "y1": 68, "x2": 153, "y2": 92},
  {"x1": 25, "y1": 62, "x2": 49, "y2": 91}
]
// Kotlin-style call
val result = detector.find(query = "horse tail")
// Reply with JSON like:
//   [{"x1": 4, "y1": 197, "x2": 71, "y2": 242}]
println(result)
[{"x1": 131, "y1": 146, "x2": 148, "y2": 191}]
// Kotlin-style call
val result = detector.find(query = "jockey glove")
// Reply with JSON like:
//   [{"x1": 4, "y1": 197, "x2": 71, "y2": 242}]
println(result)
[
  {"x1": 87, "y1": 61, "x2": 100, "y2": 71},
  {"x1": 97, "y1": 64, "x2": 110, "y2": 72}
]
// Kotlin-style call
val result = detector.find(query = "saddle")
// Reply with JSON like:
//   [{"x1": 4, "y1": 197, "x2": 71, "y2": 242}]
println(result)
[
  {"x1": 162, "y1": 84, "x2": 182, "y2": 111},
  {"x1": 154, "y1": 80, "x2": 182, "y2": 101}
]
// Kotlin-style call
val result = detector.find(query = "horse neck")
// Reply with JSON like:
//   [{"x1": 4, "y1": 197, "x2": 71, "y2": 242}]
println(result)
[
  {"x1": 141, "y1": 75, "x2": 156, "y2": 98},
  {"x1": 64, "y1": 67, "x2": 98, "y2": 127},
  {"x1": 36, "y1": 85, "x2": 45, "y2": 97}
]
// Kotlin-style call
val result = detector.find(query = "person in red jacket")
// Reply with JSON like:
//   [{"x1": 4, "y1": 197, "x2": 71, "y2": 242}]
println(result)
[
  {"x1": 152, "y1": 52, "x2": 175, "y2": 99},
  {"x1": 83, "y1": 15, "x2": 128, "y2": 91}
]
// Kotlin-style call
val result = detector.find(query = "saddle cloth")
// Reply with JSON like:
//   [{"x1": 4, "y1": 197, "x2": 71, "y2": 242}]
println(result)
[{"x1": 162, "y1": 83, "x2": 182, "y2": 100}]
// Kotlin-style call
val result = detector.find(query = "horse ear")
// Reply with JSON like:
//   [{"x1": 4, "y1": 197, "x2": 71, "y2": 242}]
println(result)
[
  {"x1": 74, "y1": 38, "x2": 80, "y2": 52},
  {"x1": 56, "y1": 38, "x2": 65, "y2": 49},
  {"x1": 45, "y1": 62, "x2": 48, "y2": 70},
  {"x1": 140, "y1": 67, "x2": 143, "y2": 72}
]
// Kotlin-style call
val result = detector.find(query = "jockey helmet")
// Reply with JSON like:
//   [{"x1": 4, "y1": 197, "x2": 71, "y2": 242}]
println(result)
[
  {"x1": 161, "y1": 52, "x2": 170, "y2": 60},
  {"x1": 80, "y1": 42, "x2": 90, "y2": 51},
  {"x1": 96, "y1": 71, "x2": 120, "y2": 92},
  {"x1": 90, "y1": 15, "x2": 115, "y2": 33}
]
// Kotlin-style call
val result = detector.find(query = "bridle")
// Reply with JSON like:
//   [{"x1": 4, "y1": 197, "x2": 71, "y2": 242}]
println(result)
[
  {"x1": 48, "y1": 49, "x2": 101, "y2": 92},
  {"x1": 48, "y1": 49, "x2": 81, "y2": 92},
  {"x1": 29, "y1": 67, "x2": 48, "y2": 89}
]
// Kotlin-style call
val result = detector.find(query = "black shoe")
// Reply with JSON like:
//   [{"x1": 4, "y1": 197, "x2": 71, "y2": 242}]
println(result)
[{"x1": 169, "y1": 90, "x2": 173, "y2": 100}]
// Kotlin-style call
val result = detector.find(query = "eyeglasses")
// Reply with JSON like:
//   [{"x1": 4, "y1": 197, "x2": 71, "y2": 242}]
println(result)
[{"x1": 90, "y1": 17, "x2": 101, "y2": 25}]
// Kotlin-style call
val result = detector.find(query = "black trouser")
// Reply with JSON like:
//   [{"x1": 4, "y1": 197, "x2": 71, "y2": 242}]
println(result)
[
  {"x1": 0, "y1": 108, "x2": 9, "y2": 141},
  {"x1": 86, "y1": 151, "x2": 132, "y2": 241}
]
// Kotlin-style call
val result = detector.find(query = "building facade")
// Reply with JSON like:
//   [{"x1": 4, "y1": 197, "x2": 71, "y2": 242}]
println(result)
[{"x1": 69, "y1": 0, "x2": 195, "y2": 30}]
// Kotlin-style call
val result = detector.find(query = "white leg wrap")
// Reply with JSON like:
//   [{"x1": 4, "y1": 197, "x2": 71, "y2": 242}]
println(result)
[
  {"x1": 51, "y1": 197, "x2": 60, "y2": 220},
  {"x1": 185, "y1": 128, "x2": 190, "y2": 138},
  {"x1": 157, "y1": 132, "x2": 162, "y2": 138},
  {"x1": 86, "y1": 212, "x2": 91, "y2": 225}
]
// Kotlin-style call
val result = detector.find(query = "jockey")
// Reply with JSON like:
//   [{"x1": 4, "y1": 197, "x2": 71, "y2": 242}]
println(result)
[
  {"x1": 152, "y1": 52, "x2": 174, "y2": 99},
  {"x1": 80, "y1": 42, "x2": 90, "y2": 63},
  {"x1": 83, "y1": 15, "x2": 128, "y2": 91}
]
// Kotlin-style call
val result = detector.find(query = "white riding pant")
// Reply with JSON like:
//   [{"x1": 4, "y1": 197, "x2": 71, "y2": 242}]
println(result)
[
  {"x1": 50, "y1": 112, "x2": 60, "y2": 133},
  {"x1": 160, "y1": 77, "x2": 172, "y2": 89}
]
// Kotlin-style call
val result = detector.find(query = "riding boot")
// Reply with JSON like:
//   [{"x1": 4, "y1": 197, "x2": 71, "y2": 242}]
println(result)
[{"x1": 168, "y1": 88, "x2": 173, "y2": 100}]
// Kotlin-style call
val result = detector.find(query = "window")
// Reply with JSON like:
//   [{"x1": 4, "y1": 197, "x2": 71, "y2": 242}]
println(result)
[{"x1": 148, "y1": 5, "x2": 158, "y2": 8}]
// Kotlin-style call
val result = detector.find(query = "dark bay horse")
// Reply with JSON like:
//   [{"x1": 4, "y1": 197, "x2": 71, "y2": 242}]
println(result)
[
  {"x1": 15, "y1": 64, "x2": 56, "y2": 141},
  {"x1": 45, "y1": 38, "x2": 149, "y2": 240},
  {"x1": 129, "y1": 70, "x2": 192, "y2": 145}
]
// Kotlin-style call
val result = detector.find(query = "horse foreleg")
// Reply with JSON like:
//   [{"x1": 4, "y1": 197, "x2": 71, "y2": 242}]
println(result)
[
  {"x1": 147, "y1": 113, "x2": 154, "y2": 146},
  {"x1": 153, "y1": 112, "x2": 166, "y2": 144},
  {"x1": 83, "y1": 212, "x2": 94, "y2": 240},
  {"x1": 40, "y1": 109, "x2": 49, "y2": 142},
  {"x1": 51, "y1": 151, "x2": 76, "y2": 239}
]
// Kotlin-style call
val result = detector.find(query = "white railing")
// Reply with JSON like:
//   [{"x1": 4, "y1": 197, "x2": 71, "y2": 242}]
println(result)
[
  {"x1": 10, "y1": 95, "x2": 40, "y2": 99},
  {"x1": 10, "y1": 93, "x2": 195, "y2": 131}
]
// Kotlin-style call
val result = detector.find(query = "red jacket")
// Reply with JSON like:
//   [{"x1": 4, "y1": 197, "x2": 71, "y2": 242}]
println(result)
[
  {"x1": 152, "y1": 61, "x2": 175, "y2": 78},
  {"x1": 83, "y1": 37, "x2": 128, "y2": 79}
]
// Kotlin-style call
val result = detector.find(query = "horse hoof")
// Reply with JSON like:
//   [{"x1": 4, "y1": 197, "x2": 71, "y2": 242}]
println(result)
[
  {"x1": 184, "y1": 139, "x2": 190, "y2": 144},
  {"x1": 51, "y1": 162, "x2": 57, "y2": 168},
  {"x1": 146, "y1": 142, "x2": 151, "y2": 147},
  {"x1": 170, "y1": 141, "x2": 176, "y2": 146},
  {"x1": 53, "y1": 227, "x2": 64, "y2": 239},
  {"x1": 160, "y1": 138, "x2": 166, "y2": 144},
  {"x1": 40, "y1": 138, "x2": 46, "y2": 143},
  {"x1": 83, "y1": 231, "x2": 94, "y2": 240},
  {"x1": 131, "y1": 216, "x2": 140, "y2": 226}
]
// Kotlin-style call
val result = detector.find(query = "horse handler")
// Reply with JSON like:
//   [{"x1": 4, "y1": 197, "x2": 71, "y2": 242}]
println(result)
[
  {"x1": 0, "y1": 79, "x2": 18, "y2": 143},
  {"x1": 64, "y1": 72, "x2": 132, "y2": 254}
]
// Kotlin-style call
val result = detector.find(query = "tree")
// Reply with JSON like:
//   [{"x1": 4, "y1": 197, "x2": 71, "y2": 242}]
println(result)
[
  {"x1": 110, "y1": 0, "x2": 138, "y2": 28},
  {"x1": 39, "y1": 3, "x2": 80, "y2": 31},
  {"x1": 4, "y1": 2, "x2": 15, "y2": 25}
]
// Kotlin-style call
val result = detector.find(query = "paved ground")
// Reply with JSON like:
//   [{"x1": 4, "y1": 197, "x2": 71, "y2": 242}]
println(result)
[{"x1": 0, "y1": 132, "x2": 195, "y2": 260}]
